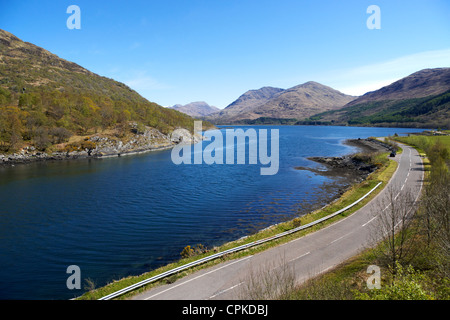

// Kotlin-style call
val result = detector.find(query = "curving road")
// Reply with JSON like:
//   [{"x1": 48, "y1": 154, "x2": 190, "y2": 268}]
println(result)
[{"x1": 132, "y1": 143, "x2": 423, "y2": 300}]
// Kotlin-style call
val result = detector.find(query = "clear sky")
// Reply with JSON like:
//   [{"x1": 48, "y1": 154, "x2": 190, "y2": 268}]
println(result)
[{"x1": 1, "y1": 0, "x2": 450, "y2": 108}]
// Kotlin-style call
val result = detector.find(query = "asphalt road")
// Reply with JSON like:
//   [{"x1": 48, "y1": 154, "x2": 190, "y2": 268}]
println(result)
[{"x1": 133, "y1": 143, "x2": 423, "y2": 300}]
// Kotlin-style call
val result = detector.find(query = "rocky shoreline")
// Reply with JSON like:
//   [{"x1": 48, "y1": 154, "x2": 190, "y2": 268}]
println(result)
[
  {"x1": 295, "y1": 138, "x2": 396, "y2": 184},
  {"x1": 0, "y1": 127, "x2": 202, "y2": 167}
]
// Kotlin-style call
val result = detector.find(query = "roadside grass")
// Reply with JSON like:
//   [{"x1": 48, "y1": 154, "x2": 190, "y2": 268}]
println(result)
[
  {"x1": 393, "y1": 135, "x2": 450, "y2": 154},
  {"x1": 76, "y1": 151, "x2": 398, "y2": 300}
]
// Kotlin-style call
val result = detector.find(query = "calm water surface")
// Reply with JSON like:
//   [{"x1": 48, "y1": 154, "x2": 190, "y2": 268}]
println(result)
[{"x1": 0, "y1": 126, "x2": 418, "y2": 299}]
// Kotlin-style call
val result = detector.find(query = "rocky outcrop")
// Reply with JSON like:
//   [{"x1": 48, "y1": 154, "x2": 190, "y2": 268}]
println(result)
[
  {"x1": 170, "y1": 128, "x2": 202, "y2": 145},
  {"x1": 302, "y1": 156, "x2": 377, "y2": 182},
  {"x1": 0, "y1": 148, "x2": 75, "y2": 165},
  {"x1": 0, "y1": 126, "x2": 203, "y2": 166},
  {"x1": 294, "y1": 138, "x2": 395, "y2": 184}
]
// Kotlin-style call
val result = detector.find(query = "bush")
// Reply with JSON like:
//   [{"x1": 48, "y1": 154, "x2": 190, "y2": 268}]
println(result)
[
  {"x1": 49, "y1": 127, "x2": 72, "y2": 144},
  {"x1": 180, "y1": 245, "x2": 194, "y2": 259},
  {"x1": 355, "y1": 263, "x2": 435, "y2": 300},
  {"x1": 180, "y1": 244, "x2": 207, "y2": 259},
  {"x1": 292, "y1": 218, "x2": 302, "y2": 229},
  {"x1": 33, "y1": 127, "x2": 50, "y2": 151},
  {"x1": 63, "y1": 139, "x2": 96, "y2": 155}
]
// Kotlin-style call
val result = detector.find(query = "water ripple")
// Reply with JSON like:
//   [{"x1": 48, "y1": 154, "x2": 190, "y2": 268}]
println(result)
[{"x1": 0, "y1": 126, "x2": 416, "y2": 299}]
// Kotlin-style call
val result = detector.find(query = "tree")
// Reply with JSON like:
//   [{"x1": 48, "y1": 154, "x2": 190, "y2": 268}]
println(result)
[
  {"x1": 0, "y1": 106, "x2": 24, "y2": 151},
  {"x1": 0, "y1": 87, "x2": 12, "y2": 106},
  {"x1": 238, "y1": 254, "x2": 296, "y2": 300},
  {"x1": 420, "y1": 156, "x2": 450, "y2": 277},
  {"x1": 49, "y1": 127, "x2": 72, "y2": 144},
  {"x1": 33, "y1": 127, "x2": 50, "y2": 151},
  {"x1": 369, "y1": 185, "x2": 419, "y2": 274}
]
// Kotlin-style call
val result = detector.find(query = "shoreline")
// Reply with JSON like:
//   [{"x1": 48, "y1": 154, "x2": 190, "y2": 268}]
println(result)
[
  {"x1": 0, "y1": 126, "x2": 203, "y2": 167},
  {"x1": 288, "y1": 138, "x2": 395, "y2": 216},
  {"x1": 294, "y1": 138, "x2": 394, "y2": 184},
  {"x1": 0, "y1": 145, "x2": 175, "y2": 167}
]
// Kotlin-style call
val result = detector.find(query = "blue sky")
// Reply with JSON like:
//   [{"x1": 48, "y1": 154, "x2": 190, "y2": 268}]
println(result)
[{"x1": 1, "y1": 0, "x2": 450, "y2": 108}]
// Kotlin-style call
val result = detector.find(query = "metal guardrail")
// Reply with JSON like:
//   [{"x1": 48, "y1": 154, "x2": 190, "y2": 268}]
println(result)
[{"x1": 97, "y1": 181, "x2": 382, "y2": 300}]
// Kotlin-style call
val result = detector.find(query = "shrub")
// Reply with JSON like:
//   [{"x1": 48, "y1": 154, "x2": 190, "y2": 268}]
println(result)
[
  {"x1": 355, "y1": 263, "x2": 435, "y2": 300},
  {"x1": 49, "y1": 127, "x2": 72, "y2": 144},
  {"x1": 63, "y1": 140, "x2": 96, "y2": 155},
  {"x1": 33, "y1": 127, "x2": 50, "y2": 151},
  {"x1": 292, "y1": 218, "x2": 302, "y2": 229},
  {"x1": 180, "y1": 245, "x2": 194, "y2": 259},
  {"x1": 180, "y1": 244, "x2": 207, "y2": 259}
]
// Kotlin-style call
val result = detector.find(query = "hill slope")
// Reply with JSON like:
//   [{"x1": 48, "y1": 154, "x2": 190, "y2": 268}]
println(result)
[
  {"x1": 254, "y1": 81, "x2": 356, "y2": 119},
  {"x1": 207, "y1": 82, "x2": 356, "y2": 124},
  {"x1": 206, "y1": 86, "x2": 284, "y2": 123},
  {"x1": 309, "y1": 68, "x2": 450, "y2": 129},
  {"x1": 171, "y1": 101, "x2": 220, "y2": 118},
  {"x1": 0, "y1": 29, "x2": 197, "y2": 152}
]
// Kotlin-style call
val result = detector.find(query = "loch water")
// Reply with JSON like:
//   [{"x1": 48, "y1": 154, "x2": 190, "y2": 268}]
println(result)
[{"x1": 0, "y1": 125, "x2": 418, "y2": 299}]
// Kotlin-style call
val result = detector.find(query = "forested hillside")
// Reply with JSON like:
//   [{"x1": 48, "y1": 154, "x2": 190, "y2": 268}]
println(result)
[{"x1": 0, "y1": 29, "x2": 196, "y2": 153}]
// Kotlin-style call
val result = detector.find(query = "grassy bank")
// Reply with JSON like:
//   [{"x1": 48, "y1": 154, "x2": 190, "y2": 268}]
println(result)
[{"x1": 75, "y1": 145, "x2": 399, "y2": 300}]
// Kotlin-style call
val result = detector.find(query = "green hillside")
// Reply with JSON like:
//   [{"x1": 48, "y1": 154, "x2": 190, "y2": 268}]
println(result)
[
  {"x1": 308, "y1": 89, "x2": 450, "y2": 129},
  {"x1": 0, "y1": 29, "x2": 197, "y2": 153},
  {"x1": 306, "y1": 68, "x2": 450, "y2": 129}
]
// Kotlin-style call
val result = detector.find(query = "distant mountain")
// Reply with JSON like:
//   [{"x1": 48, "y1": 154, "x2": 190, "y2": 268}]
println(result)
[
  {"x1": 253, "y1": 81, "x2": 356, "y2": 118},
  {"x1": 0, "y1": 29, "x2": 198, "y2": 152},
  {"x1": 309, "y1": 68, "x2": 450, "y2": 129},
  {"x1": 171, "y1": 101, "x2": 220, "y2": 118},
  {"x1": 207, "y1": 82, "x2": 356, "y2": 124},
  {"x1": 204, "y1": 86, "x2": 284, "y2": 124}
]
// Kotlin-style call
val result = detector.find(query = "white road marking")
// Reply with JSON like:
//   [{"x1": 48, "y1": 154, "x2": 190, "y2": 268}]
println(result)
[
  {"x1": 208, "y1": 282, "x2": 244, "y2": 299},
  {"x1": 362, "y1": 216, "x2": 377, "y2": 227},
  {"x1": 330, "y1": 232, "x2": 351, "y2": 244},
  {"x1": 144, "y1": 256, "x2": 252, "y2": 300},
  {"x1": 289, "y1": 251, "x2": 311, "y2": 263}
]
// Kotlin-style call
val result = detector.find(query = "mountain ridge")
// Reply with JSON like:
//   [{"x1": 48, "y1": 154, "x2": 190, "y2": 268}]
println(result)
[
  {"x1": 346, "y1": 68, "x2": 450, "y2": 107},
  {"x1": 207, "y1": 82, "x2": 356, "y2": 124},
  {"x1": 171, "y1": 101, "x2": 220, "y2": 118},
  {"x1": 309, "y1": 67, "x2": 450, "y2": 129}
]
